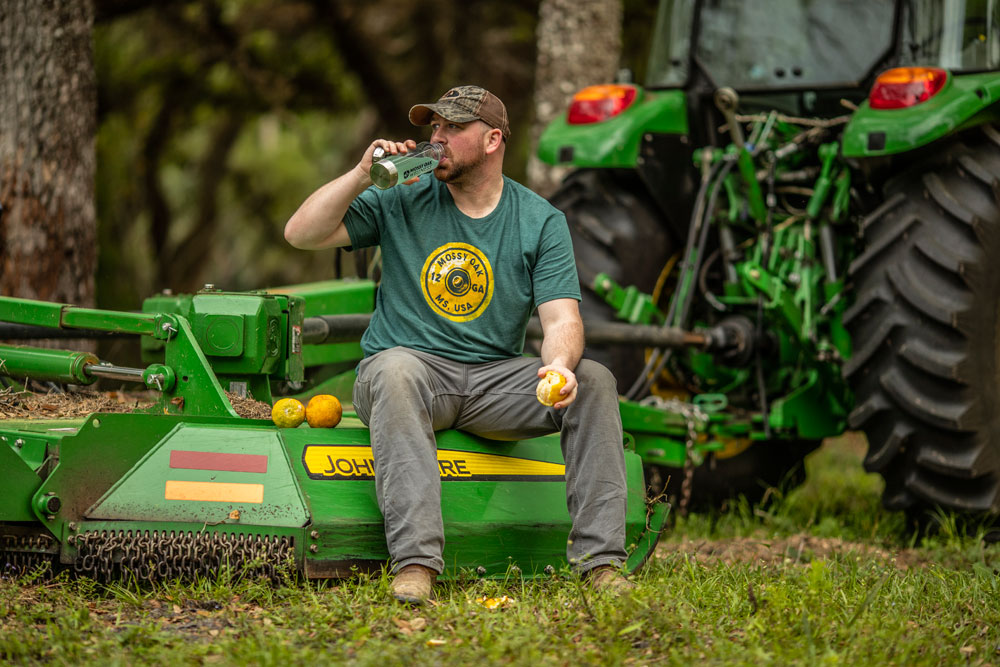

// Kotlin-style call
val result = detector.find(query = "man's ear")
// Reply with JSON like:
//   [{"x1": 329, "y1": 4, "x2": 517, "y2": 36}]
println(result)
[{"x1": 484, "y1": 127, "x2": 504, "y2": 155}]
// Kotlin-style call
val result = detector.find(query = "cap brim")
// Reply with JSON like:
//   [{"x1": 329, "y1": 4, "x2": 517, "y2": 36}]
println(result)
[{"x1": 408, "y1": 103, "x2": 481, "y2": 127}]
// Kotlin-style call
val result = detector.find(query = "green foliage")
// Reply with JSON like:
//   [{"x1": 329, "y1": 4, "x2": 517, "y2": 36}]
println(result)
[
  {"x1": 92, "y1": 0, "x2": 546, "y2": 311},
  {"x1": 2, "y1": 437, "x2": 998, "y2": 664}
]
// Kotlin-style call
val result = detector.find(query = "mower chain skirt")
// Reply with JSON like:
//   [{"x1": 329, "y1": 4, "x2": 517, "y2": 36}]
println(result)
[
  {"x1": 548, "y1": 169, "x2": 675, "y2": 385},
  {"x1": 845, "y1": 126, "x2": 1000, "y2": 514},
  {"x1": 2, "y1": 534, "x2": 57, "y2": 578},
  {"x1": 72, "y1": 529, "x2": 295, "y2": 583}
]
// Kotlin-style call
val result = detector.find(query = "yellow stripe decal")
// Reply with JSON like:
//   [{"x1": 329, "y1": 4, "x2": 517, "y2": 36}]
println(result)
[
  {"x1": 302, "y1": 445, "x2": 565, "y2": 481},
  {"x1": 164, "y1": 480, "x2": 265, "y2": 504}
]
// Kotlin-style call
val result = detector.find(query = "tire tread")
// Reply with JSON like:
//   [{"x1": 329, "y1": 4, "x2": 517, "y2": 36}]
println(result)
[{"x1": 846, "y1": 128, "x2": 1000, "y2": 514}]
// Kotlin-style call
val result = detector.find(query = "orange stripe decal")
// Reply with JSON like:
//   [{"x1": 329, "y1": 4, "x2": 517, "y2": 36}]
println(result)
[{"x1": 164, "y1": 480, "x2": 264, "y2": 504}]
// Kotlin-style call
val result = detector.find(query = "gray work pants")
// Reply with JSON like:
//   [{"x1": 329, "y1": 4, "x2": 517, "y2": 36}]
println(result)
[{"x1": 352, "y1": 346, "x2": 628, "y2": 575}]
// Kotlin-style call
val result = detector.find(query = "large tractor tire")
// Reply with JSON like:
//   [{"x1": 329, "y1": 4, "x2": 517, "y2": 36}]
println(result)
[
  {"x1": 548, "y1": 169, "x2": 675, "y2": 388},
  {"x1": 844, "y1": 127, "x2": 1000, "y2": 515}
]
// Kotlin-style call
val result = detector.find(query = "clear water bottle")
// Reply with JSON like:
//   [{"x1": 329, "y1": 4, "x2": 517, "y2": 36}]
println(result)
[{"x1": 370, "y1": 142, "x2": 444, "y2": 189}]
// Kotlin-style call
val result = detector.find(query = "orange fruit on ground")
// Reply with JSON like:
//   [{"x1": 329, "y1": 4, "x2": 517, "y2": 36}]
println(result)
[
  {"x1": 272, "y1": 398, "x2": 305, "y2": 428},
  {"x1": 306, "y1": 394, "x2": 343, "y2": 428},
  {"x1": 536, "y1": 371, "x2": 567, "y2": 406}
]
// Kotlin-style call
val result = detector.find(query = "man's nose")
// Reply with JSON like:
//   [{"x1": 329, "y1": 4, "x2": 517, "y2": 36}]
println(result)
[{"x1": 430, "y1": 128, "x2": 446, "y2": 144}]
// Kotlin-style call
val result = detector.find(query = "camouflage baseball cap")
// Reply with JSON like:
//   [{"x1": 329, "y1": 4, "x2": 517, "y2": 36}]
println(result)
[{"x1": 409, "y1": 85, "x2": 510, "y2": 140}]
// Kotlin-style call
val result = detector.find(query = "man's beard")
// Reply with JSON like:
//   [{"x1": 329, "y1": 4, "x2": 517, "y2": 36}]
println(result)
[{"x1": 435, "y1": 143, "x2": 488, "y2": 184}]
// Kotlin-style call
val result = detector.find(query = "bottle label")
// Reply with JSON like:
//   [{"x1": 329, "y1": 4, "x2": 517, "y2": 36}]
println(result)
[{"x1": 401, "y1": 157, "x2": 437, "y2": 181}]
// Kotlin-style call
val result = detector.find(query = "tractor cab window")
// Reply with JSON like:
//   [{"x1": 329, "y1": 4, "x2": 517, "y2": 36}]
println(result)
[
  {"x1": 645, "y1": 0, "x2": 697, "y2": 88},
  {"x1": 647, "y1": 0, "x2": 896, "y2": 89},
  {"x1": 899, "y1": 0, "x2": 1000, "y2": 70}
]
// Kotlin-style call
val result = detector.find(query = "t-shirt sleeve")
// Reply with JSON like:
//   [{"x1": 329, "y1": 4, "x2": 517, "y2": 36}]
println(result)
[
  {"x1": 531, "y1": 211, "x2": 582, "y2": 308},
  {"x1": 342, "y1": 186, "x2": 385, "y2": 249}
]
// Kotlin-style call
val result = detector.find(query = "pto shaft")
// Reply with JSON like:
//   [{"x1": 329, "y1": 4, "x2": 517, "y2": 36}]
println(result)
[{"x1": 302, "y1": 314, "x2": 710, "y2": 349}]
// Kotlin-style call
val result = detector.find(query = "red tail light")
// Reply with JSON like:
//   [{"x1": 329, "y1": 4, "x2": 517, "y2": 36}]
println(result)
[
  {"x1": 869, "y1": 67, "x2": 948, "y2": 110},
  {"x1": 567, "y1": 85, "x2": 638, "y2": 124}
]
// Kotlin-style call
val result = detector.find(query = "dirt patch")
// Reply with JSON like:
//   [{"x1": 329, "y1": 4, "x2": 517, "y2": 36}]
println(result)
[
  {"x1": 0, "y1": 387, "x2": 273, "y2": 420},
  {"x1": 225, "y1": 392, "x2": 272, "y2": 420},
  {"x1": 0, "y1": 387, "x2": 153, "y2": 419},
  {"x1": 657, "y1": 533, "x2": 926, "y2": 569}
]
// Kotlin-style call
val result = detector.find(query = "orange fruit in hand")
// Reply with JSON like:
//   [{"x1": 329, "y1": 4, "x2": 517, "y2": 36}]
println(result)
[
  {"x1": 272, "y1": 398, "x2": 305, "y2": 428},
  {"x1": 306, "y1": 394, "x2": 343, "y2": 428},
  {"x1": 536, "y1": 371, "x2": 567, "y2": 406}
]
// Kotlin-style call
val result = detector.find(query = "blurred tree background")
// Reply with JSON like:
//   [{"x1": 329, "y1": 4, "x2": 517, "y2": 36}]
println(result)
[{"x1": 90, "y1": 0, "x2": 659, "y2": 312}]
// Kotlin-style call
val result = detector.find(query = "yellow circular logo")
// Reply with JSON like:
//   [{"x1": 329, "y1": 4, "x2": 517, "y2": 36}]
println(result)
[{"x1": 420, "y1": 242, "x2": 494, "y2": 322}]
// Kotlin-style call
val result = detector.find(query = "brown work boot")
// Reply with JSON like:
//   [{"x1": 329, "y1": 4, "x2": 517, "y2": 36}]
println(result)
[
  {"x1": 587, "y1": 565, "x2": 636, "y2": 595},
  {"x1": 391, "y1": 564, "x2": 436, "y2": 604}
]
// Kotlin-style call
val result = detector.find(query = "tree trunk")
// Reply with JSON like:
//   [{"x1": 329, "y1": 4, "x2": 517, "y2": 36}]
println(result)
[
  {"x1": 0, "y1": 0, "x2": 96, "y2": 307},
  {"x1": 528, "y1": 0, "x2": 622, "y2": 197}
]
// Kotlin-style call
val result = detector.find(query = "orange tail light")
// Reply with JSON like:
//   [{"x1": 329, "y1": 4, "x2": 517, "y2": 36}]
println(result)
[
  {"x1": 869, "y1": 67, "x2": 948, "y2": 109},
  {"x1": 567, "y1": 84, "x2": 638, "y2": 124}
]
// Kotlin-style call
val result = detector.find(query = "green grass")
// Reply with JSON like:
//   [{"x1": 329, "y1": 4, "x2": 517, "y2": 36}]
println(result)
[{"x1": 2, "y1": 436, "x2": 999, "y2": 665}]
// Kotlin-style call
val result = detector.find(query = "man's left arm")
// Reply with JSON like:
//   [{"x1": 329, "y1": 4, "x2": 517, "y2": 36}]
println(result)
[{"x1": 537, "y1": 297, "x2": 585, "y2": 409}]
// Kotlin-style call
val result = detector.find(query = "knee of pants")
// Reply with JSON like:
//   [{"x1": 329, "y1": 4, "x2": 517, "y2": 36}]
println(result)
[
  {"x1": 574, "y1": 358, "x2": 618, "y2": 395},
  {"x1": 362, "y1": 348, "x2": 433, "y2": 393}
]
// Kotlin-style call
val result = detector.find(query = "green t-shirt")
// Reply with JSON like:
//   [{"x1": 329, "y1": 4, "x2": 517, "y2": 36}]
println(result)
[{"x1": 343, "y1": 175, "x2": 580, "y2": 363}]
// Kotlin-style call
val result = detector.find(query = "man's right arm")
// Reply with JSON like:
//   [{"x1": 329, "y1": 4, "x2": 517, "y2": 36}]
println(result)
[{"x1": 283, "y1": 139, "x2": 416, "y2": 250}]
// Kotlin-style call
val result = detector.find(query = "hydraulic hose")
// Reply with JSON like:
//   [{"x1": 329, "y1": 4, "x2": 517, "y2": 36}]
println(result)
[{"x1": 626, "y1": 159, "x2": 735, "y2": 401}]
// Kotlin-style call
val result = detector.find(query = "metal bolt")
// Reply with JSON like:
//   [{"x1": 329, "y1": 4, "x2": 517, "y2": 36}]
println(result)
[
  {"x1": 310, "y1": 530, "x2": 319, "y2": 540},
  {"x1": 204, "y1": 284, "x2": 215, "y2": 290},
  {"x1": 476, "y1": 566, "x2": 487, "y2": 576},
  {"x1": 46, "y1": 515, "x2": 55, "y2": 521},
  {"x1": 68, "y1": 522, "x2": 77, "y2": 531},
  {"x1": 309, "y1": 544, "x2": 318, "y2": 553},
  {"x1": 748, "y1": 268, "x2": 761, "y2": 280},
  {"x1": 787, "y1": 272, "x2": 801, "y2": 286},
  {"x1": 544, "y1": 565, "x2": 555, "y2": 575},
  {"x1": 67, "y1": 535, "x2": 75, "y2": 545},
  {"x1": 14, "y1": 438, "x2": 24, "y2": 448}
]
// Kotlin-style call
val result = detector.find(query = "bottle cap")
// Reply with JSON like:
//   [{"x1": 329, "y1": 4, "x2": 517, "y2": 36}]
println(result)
[{"x1": 370, "y1": 160, "x2": 399, "y2": 190}]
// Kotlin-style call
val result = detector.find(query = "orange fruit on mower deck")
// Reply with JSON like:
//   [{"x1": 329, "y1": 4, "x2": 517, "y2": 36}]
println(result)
[
  {"x1": 536, "y1": 371, "x2": 567, "y2": 407},
  {"x1": 306, "y1": 394, "x2": 343, "y2": 428},
  {"x1": 271, "y1": 398, "x2": 305, "y2": 428}
]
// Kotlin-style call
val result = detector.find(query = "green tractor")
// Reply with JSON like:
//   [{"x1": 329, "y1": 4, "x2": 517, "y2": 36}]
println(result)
[{"x1": 538, "y1": 0, "x2": 1000, "y2": 516}]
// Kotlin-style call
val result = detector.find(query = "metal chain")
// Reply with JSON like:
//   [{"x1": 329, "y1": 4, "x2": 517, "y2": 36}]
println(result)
[
  {"x1": 1, "y1": 534, "x2": 58, "y2": 578},
  {"x1": 640, "y1": 396, "x2": 708, "y2": 516},
  {"x1": 72, "y1": 530, "x2": 294, "y2": 583},
  {"x1": 679, "y1": 409, "x2": 700, "y2": 516}
]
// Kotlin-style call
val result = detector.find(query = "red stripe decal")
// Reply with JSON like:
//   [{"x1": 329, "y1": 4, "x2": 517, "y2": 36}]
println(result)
[{"x1": 169, "y1": 451, "x2": 268, "y2": 473}]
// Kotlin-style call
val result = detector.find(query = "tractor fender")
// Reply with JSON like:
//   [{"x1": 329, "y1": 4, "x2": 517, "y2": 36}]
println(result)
[
  {"x1": 537, "y1": 87, "x2": 689, "y2": 168},
  {"x1": 842, "y1": 71, "x2": 1000, "y2": 158}
]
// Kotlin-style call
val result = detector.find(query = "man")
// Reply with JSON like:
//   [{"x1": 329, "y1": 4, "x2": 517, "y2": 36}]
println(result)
[{"x1": 284, "y1": 85, "x2": 631, "y2": 603}]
